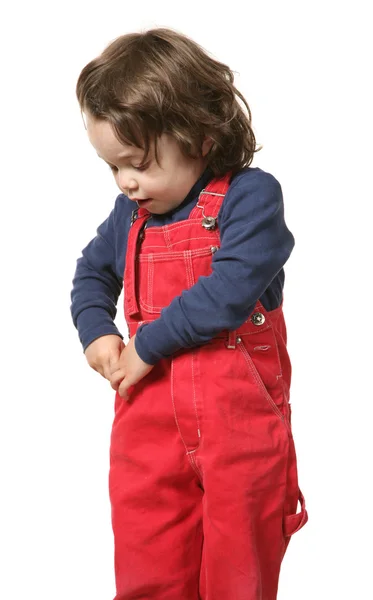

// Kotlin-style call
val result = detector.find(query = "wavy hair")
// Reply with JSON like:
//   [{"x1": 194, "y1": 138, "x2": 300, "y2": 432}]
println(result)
[{"x1": 76, "y1": 28, "x2": 262, "y2": 176}]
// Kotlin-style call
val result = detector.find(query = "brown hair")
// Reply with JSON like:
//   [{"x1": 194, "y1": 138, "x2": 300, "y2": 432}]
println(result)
[{"x1": 76, "y1": 28, "x2": 262, "y2": 177}]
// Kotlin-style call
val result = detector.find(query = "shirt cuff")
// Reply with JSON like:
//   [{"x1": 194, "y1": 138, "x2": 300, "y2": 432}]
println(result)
[
  {"x1": 76, "y1": 307, "x2": 124, "y2": 352},
  {"x1": 134, "y1": 320, "x2": 181, "y2": 365}
]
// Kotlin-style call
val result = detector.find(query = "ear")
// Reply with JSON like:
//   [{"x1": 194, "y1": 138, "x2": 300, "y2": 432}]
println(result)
[{"x1": 201, "y1": 136, "x2": 214, "y2": 157}]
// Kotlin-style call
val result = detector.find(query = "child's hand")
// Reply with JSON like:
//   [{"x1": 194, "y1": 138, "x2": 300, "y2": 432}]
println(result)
[
  {"x1": 110, "y1": 335, "x2": 154, "y2": 400},
  {"x1": 84, "y1": 335, "x2": 125, "y2": 381}
]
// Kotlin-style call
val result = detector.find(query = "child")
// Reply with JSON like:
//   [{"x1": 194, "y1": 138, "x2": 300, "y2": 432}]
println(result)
[{"x1": 71, "y1": 27, "x2": 308, "y2": 600}]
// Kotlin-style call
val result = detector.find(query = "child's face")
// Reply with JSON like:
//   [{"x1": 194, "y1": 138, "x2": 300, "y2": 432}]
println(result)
[{"x1": 85, "y1": 113, "x2": 213, "y2": 214}]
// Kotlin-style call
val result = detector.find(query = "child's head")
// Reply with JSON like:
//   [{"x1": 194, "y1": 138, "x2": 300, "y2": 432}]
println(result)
[{"x1": 76, "y1": 28, "x2": 261, "y2": 213}]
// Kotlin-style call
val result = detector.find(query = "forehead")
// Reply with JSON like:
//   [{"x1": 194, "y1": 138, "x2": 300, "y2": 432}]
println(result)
[{"x1": 84, "y1": 113, "x2": 142, "y2": 159}]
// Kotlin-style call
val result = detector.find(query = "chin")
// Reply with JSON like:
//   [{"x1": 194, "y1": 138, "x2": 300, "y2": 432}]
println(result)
[{"x1": 148, "y1": 205, "x2": 168, "y2": 215}]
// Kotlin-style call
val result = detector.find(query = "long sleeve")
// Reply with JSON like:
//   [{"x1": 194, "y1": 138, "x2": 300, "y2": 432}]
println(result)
[
  {"x1": 135, "y1": 171, "x2": 295, "y2": 364},
  {"x1": 70, "y1": 197, "x2": 124, "y2": 351}
]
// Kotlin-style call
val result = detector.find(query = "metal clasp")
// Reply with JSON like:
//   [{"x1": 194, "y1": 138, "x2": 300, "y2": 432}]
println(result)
[
  {"x1": 130, "y1": 208, "x2": 139, "y2": 225},
  {"x1": 198, "y1": 189, "x2": 225, "y2": 199},
  {"x1": 196, "y1": 189, "x2": 223, "y2": 230}
]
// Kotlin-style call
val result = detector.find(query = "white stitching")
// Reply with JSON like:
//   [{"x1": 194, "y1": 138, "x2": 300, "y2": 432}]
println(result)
[
  {"x1": 164, "y1": 225, "x2": 172, "y2": 249},
  {"x1": 170, "y1": 359, "x2": 188, "y2": 452},
  {"x1": 137, "y1": 246, "x2": 214, "y2": 262},
  {"x1": 187, "y1": 450, "x2": 203, "y2": 481},
  {"x1": 185, "y1": 250, "x2": 195, "y2": 289},
  {"x1": 238, "y1": 342, "x2": 291, "y2": 436},
  {"x1": 142, "y1": 220, "x2": 204, "y2": 234},
  {"x1": 148, "y1": 255, "x2": 153, "y2": 310},
  {"x1": 137, "y1": 236, "x2": 219, "y2": 250},
  {"x1": 191, "y1": 351, "x2": 201, "y2": 440}
]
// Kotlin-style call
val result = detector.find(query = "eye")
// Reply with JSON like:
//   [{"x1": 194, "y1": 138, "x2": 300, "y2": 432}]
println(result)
[
  {"x1": 107, "y1": 163, "x2": 149, "y2": 173},
  {"x1": 132, "y1": 162, "x2": 149, "y2": 172}
]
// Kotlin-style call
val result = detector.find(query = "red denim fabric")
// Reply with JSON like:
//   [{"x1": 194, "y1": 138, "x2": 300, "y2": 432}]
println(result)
[{"x1": 109, "y1": 172, "x2": 308, "y2": 599}]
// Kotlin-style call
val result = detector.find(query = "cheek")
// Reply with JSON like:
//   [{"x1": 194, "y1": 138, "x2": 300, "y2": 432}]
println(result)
[{"x1": 145, "y1": 174, "x2": 169, "y2": 194}]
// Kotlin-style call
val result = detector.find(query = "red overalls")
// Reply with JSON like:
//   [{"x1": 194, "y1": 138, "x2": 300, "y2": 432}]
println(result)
[{"x1": 109, "y1": 171, "x2": 308, "y2": 600}]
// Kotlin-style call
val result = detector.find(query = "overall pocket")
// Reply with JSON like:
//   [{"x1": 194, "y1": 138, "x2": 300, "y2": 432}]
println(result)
[
  {"x1": 136, "y1": 246, "x2": 216, "y2": 314},
  {"x1": 238, "y1": 326, "x2": 288, "y2": 424}
]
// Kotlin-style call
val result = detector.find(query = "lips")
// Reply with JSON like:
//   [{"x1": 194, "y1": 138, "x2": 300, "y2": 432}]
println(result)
[{"x1": 136, "y1": 198, "x2": 152, "y2": 206}]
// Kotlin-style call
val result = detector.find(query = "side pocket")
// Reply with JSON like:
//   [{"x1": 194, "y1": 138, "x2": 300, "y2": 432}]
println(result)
[
  {"x1": 238, "y1": 328, "x2": 287, "y2": 425},
  {"x1": 241, "y1": 326, "x2": 283, "y2": 391}
]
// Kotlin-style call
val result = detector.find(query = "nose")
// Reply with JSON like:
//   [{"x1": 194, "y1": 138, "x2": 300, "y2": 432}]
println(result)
[{"x1": 118, "y1": 172, "x2": 138, "y2": 196}]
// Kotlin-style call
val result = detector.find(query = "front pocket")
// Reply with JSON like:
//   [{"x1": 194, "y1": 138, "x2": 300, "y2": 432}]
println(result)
[
  {"x1": 137, "y1": 246, "x2": 216, "y2": 314},
  {"x1": 238, "y1": 329, "x2": 287, "y2": 424}
]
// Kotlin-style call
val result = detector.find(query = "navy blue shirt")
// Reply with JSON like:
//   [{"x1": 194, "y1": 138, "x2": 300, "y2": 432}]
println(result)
[{"x1": 70, "y1": 166, "x2": 295, "y2": 364}]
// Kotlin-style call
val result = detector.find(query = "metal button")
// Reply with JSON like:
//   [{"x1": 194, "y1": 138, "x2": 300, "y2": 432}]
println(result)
[
  {"x1": 211, "y1": 246, "x2": 219, "y2": 254},
  {"x1": 251, "y1": 312, "x2": 265, "y2": 326},
  {"x1": 236, "y1": 337, "x2": 242, "y2": 343},
  {"x1": 202, "y1": 216, "x2": 217, "y2": 230}
]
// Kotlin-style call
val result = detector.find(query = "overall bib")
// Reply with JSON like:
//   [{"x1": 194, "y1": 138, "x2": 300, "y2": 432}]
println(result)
[{"x1": 109, "y1": 172, "x2": 308, "y2": 600}]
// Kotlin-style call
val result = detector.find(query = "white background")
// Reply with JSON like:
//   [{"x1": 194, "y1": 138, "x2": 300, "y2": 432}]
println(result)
[{"x1": 1, "y1": 1, "x2": 371, "y2": 598}]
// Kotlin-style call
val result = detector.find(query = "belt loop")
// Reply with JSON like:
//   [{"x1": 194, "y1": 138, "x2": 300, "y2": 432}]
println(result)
[{"x1": 226, "y1": 330, "x2": 237, "y2": 349}]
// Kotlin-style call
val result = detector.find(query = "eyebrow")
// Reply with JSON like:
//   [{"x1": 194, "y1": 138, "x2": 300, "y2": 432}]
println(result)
[{"x1": 97, "y1": 152, "x2": 137, "y2": 161}]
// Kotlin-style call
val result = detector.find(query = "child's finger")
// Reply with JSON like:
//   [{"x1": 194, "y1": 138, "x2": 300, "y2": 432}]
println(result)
[
  {"x1": 111, "y1": 367, "x2": 126, "y2": 379},
  {"x1": 103, "y1": 364, "x2": 113, "y2": 381},
  {"x1": 110, "y1": 377, "x2": 121, "y2": 391},
  {"x1": 110, "y1": 368, "x2": 126, "y2": 389},
  {"x1": 109, "y1": 356, "x2": 122, "y2": 374},
  {"x1": 118, "y1": 377, "x2": 135, "y2": 400}
]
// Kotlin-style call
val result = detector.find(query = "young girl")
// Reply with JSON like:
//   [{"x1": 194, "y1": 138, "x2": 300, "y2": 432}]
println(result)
[{"x1": 71, "y1": 27, "x2": 308, "y2": 600}]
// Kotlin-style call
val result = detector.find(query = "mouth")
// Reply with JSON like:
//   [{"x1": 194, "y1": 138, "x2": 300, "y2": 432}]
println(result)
[{"x1": 135, "y1": 198, "x2": 152, "y2": 207}]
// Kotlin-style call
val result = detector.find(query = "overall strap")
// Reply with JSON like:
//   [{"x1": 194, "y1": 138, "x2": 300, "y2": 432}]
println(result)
[
  {"x1": 124, "y1": 208, "x2": 151, "y2": 318},
  {"x1": 189, "y1": 171, "x2": 232, "y2": 220}
]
